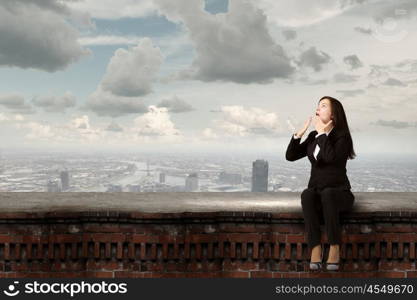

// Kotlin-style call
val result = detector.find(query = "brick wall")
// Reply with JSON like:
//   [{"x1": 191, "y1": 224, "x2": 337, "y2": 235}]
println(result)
[{"x1": 1, "y1": 204, "x2": 417, "y2": 278}]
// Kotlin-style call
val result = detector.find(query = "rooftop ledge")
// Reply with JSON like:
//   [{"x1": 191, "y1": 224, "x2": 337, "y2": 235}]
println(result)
[
  {"x1": 0, "y1": 192, "x2": 416, "y2": 217},
  {"x1": 1, "y1": 192, "x2": 417, "y2": 278}
]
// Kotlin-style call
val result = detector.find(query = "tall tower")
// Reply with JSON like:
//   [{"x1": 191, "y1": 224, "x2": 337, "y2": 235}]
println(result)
[
  {"x1": 60, "y1": 170, "x2": 70, "y2": 191},
  {"x1": 251, "y1": 160, "x2": 268, "y2": 192},
  {"x1": 185, "y1": 173, "x2": 199, "y2": 191},
  {"x1": 159, "y1": 172, "x2": 166, "y2": 183}
]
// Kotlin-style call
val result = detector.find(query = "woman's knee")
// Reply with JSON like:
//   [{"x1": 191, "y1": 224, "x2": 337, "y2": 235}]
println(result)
[
  {"x1": 319, "y1": 187, "x2": 340, "y2": 207},
  {"x1": 301, "y1": 187, "x2": 316, "y2": 205}
]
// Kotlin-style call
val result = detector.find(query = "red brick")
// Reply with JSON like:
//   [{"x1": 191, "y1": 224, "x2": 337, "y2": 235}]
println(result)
[
  {"x1": 250, "y1": 271, "x2": 273, "y2": 278},
  {"x1": 376, "y1": 271, "x2": 406, "y2": 278}
]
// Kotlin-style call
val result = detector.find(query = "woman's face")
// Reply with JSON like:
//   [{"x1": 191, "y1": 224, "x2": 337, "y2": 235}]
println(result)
[{"x1": 315, "y1": 98, "x2": 333, "y2": 123}]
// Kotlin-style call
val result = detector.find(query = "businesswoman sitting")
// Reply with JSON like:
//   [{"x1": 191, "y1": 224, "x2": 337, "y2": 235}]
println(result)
[{"x1": 285, "y1": 96, "x2": 356, "y2": 271}]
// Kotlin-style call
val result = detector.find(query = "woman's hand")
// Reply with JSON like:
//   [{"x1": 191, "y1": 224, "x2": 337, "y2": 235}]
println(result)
[
  {"x1": 295, "y1": 116, "x2": 312, "y2": 138},
  {"x1": 314, "y1": 116, "x2": 334, "y2": 134}
]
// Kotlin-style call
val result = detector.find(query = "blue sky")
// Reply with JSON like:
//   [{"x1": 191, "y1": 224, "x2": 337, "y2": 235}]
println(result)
[{"x1": 1, "y1": 0, "x2": 417, "y2": 155}]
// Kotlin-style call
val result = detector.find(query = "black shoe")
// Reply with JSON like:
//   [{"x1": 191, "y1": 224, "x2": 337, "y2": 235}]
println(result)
[
  {"x1": 326, "y1": 261, "x2": 340, "y2": 271},
  {"x1": 326, "y1": 248, "x2": 341, "y2": 271},
  {"x1": 309, "y1": 245, "x2": 324, "y2": 271},
  {"x1": 309, "y1": 261, "x2": 323, "y2": 271}
]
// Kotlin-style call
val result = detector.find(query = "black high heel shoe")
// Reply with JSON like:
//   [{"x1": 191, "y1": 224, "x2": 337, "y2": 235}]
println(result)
[
  {"x1": 326, "y1": 249, "x2": 341, "y2": 271},
  {"x1": 326, "y1": 260, "x2": 340, "y2": 271},
  {"x1": 309, "y1": 245, "x2": 324, "y2": 271}
]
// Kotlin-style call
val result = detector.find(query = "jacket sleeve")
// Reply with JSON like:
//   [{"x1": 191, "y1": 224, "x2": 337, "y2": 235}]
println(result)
[
  {"x1": 285, "y1": 131, "x2": 314, "y2": 161},
  {"x1": 315, "y1": 132, "x2": 350, "y2": 163}
]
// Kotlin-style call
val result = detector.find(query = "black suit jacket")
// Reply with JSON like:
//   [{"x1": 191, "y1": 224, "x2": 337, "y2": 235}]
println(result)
[{"x1": 285, "y1": 128, "x2": 352, "y2": 190}]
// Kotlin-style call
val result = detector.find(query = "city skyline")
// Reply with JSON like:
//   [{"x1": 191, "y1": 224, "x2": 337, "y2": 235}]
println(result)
[{"x1": 0, "y1": 151, "x2": 415, "y2": 193}]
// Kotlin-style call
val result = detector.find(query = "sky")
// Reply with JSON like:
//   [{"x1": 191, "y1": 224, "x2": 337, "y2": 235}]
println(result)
[{"x1": 1, "y1": 0, "x2": 417, "y2": 155}]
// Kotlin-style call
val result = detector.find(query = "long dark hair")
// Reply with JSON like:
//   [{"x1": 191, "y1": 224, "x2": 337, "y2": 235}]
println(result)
[{"x1": 318, "y1": 96, "x2": 356, "y2": 160}]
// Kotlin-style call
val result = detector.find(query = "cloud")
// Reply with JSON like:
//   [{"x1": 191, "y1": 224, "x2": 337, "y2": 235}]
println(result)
[
  {"x1": 100, "y1": 38, "x2": 163, "y2": 97},
  {"x1": 382, "y1": 77, "x2": 407, "y2": 87},
  {"x1": 395, "y1": 59, "x2": 417, "y2": 72},
  {"x1": 83, "y1": 38, "x2": 163, "y2": 117},
  {"x1": 131, "y1": 106, "x2": 181, "y2": 136},
  {"x1": 282, "y1": 29, "x2": 297, "y2": 41},
  {"x1": 296, "y1": 46, "x2": 331, "y2": 72},
  {"x1": 67, "y1": 0, "x2": 157, "y2": 20},
  {"x1": 297, "y1": 77, "x2": 329, "y2": 85},
  {"x1": 156, "y1": 96, "x2": 194, "y2": 113},
  {"x1": 343, "y1": 55, "x2": 364, "y2": 70},
  {"x1": 336, "y1": 89, "x2": 365, "y2": 98},
  {"x1": 31, "y1": 92, "x2": 76, "y2": 113},
  {"x1": 333, "y1": 72, "x2": 360, "y2": 83},
  {"x1": 105, "y1": 121, "x2": 124, "y2": 132},
  {"x1": 0, "y1": 112, "x2": 25, "y2": 123},
  {"x1": 0, "y1": 0, "x2": 91, "y2": 72},
  {"x1": 19, "y1": 116, "x2": 104, "y2": 143},
  {"x1": 14, "y1": 110, "x2": 183, "y2": 146},
  {"x1": 155, "y1": 0, "x2": 294, "y2": 84},
  {"x1": 371, "y1": 119, "x2": 417, "y2": 129},
  {"x1": 372, "y1": 0, "x2": 417, "y2": 24},
  {"x1": 354, "y1": 26, "x2": 373, "y2": 35},
  {"x1": 71, "y1": 115, "x2": 90, "y2": 130},
  {"x1": 367, "y1": 60, "x2": 417, "y2": 89},
  {"x1": 208, "y1": 105, "x2": 283, "y2": 137},
  {"x1": 202, "y1": 128, "x2": 218, "y2": 139},
  {"x1": 83, "y1": 88, "x2": 148, "y2": 118},
  {"x1": 0, "y1": 94, "x2": 35, "y2": 114},
  {"x1": 253, "y1": 0, "x2": 368, "y2": 27}
]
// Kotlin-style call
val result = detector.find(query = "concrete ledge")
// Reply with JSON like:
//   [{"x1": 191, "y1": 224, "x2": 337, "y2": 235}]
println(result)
[
  {"x1": 0, "y1": 192, "x2": 416, "y2": 278},
  {"x1": 1, "y1": 192, "x2": 417, "y2": 213}
]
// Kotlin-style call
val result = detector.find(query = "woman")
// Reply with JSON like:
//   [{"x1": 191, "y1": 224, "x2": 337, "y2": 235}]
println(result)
[{"x1": 285, "y1": 96, "x2": 356, "y2": 271}]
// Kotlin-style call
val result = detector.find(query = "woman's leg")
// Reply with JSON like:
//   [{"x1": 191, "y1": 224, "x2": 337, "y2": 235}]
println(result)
[
  {"x1": 301, "y1": 187, "x2": 322, "y2": 253},
  {"x1": 319, "y1": 187, "x2": 355, "y2": 261}
]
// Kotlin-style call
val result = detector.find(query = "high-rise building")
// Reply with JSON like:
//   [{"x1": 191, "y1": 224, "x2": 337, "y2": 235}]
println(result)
[
  {"x1": 251, "y1": 160, "x2": 268, "y2": 192},
  {"x1": 60, "y1": 170, "x2": 70, "y2": 191},
  {"x1": 46, "y1": 179, "x2": 61, "y2": 192},
  {"x1": 159, "y1": 172, "x2": 166, "y2": 183},
  {"x1": 185, "y1": 173, "x2": 199, "y2": 191},
  {"x1": 106, "y1": 184, "x2": 123, "y2": 192},
  {"x1": 127, "y1": 184, "x2": 141, "y2": 192}
]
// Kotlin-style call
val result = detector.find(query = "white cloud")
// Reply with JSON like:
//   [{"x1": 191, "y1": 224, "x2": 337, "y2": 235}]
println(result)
[
  {"x1": 31, "y1": 91, "x2": 76, "y2": 113},
  {"x1": 209, "y1": 105, "x2": 283, "y2": 137},
  {"x1": 202, "y1": 128, "x2": 218, "y2": 139},
  {"x1": 131, "y1": 105, "x2": 181, "y2": 137},
  {"x1": 106, "y1": 121, "x2": 124, "y2": 132},
  {"x1": 18, "y1": 115, "x2": 104, "y2": 144},
  {"x1": 157, "y1": 95, "x2": 194, "y2": 113},
  {"x1": 0, "y1": 112, "x2": 25, "y2": 123},
  {"x1": 155, "y1": 0, "x2": 294, "y2": 84},
  {"x1": 67, "y1": 0, "x2": 157, "y2": 20},
  {"x1": 71, "y1": 115, "x2": 90, "y2": 130},
  {"x1": 13, "y1": 106, "x2": 183, "y2": 146},
  {"x1": 296, "y1": 47, "x2": 332, "y2": 72},
  {"x1": 253, "y1": 0, "x2": 368, "y2": 27},
  {"x1": 343, "y1": 54, "x2": 364, "y2": 70},
  {"x1": 84, "y1": 38, "x2": 163, "y2": 117},
  {"x1": 0, "y1": 93, "x2": 35, "y2": 114},
  {"x1": 83, "y1": 87, "x2": 148, "y2": 118},
  {"x1": 0, "y1": 0, "x2": 91, "y2": 72},
  {"x1": 101, "y1": 38, "x2": 163, "y2": 97}
]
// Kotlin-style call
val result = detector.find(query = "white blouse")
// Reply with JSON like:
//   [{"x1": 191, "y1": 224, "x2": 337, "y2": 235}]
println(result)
[{"x1": 293, "y1": 127, "x2": 333, "y2": 160}]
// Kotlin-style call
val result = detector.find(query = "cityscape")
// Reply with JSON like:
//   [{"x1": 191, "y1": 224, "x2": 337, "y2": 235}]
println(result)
[{"x1": 0, "y1": 150, "x2": 415, "y2": 193}]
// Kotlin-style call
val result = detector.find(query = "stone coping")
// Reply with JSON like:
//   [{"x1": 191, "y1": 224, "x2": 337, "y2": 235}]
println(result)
[{"x1": 0, "y1": 192, "x2": 416, "y2": 214}]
